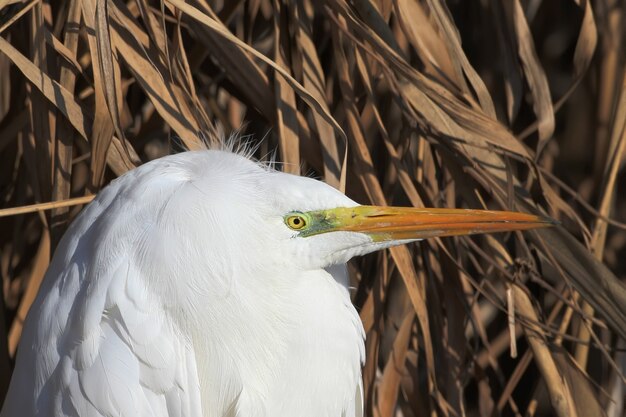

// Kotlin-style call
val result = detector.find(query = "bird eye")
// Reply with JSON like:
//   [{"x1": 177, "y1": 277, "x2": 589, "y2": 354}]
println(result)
[{"x1": 285, "y1": 213, "x2": 308, "y2": 230}]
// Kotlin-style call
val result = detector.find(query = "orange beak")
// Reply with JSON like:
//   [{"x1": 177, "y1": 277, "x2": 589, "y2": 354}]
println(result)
[{"x1": 299, "y1": 206, "x2": 556, "y2": 241}]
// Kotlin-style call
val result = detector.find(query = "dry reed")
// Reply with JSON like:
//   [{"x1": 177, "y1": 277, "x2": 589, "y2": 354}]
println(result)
[{"x1": 0, "y1": 0, "x2": 625, "y2": 415}]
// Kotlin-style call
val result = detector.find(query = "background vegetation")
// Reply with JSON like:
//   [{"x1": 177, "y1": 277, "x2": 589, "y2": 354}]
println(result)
[{"x1": 0, "y1": 0, "x2": 625, "y2": 415}]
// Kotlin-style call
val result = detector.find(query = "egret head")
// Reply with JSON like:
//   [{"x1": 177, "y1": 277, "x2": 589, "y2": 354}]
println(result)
[{"x1": 134, "y1": 150, "x2": 553, "y2": 287}]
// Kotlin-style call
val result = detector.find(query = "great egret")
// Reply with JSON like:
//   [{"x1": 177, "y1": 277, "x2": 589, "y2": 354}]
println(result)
[{"x1": 1, "y1": 150, "x2": 553, "y2": 417}]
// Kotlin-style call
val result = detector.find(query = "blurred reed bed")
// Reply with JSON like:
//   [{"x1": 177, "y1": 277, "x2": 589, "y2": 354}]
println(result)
[{"x1": 0, "y1": 0, "x2": 625, "y2": 415}]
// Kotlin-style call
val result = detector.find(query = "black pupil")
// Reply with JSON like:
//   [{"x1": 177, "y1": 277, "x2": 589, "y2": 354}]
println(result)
[{"x1": 293, "y1": 218, "x2": 301, "y2": 225}]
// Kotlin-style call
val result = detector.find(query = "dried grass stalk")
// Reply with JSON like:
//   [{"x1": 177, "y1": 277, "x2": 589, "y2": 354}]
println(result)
[{"x1": 0, "y1": 0, "x2": 624, "y2": 415}]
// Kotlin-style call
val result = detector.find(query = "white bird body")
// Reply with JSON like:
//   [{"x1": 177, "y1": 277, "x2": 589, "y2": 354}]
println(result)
[
  {"x1": 2, "y1": 149, "x2": 552, "y2": 417},
  {"x1": 2, "y1": 151, "x2": 365, "y2": 417}
]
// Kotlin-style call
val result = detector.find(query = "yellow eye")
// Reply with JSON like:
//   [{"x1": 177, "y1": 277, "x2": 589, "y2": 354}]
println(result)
[{"x1": 286, "y1": 214, "x2": 307, "y2": 230}]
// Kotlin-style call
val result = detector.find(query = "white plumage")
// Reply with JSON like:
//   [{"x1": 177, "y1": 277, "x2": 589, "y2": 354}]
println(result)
[
  {"x1": 2, "y1": 148, "x2": 551, "y2": 417},
  {"x1": 3, "y1": 150, "x2": 365, "y2": 417}
]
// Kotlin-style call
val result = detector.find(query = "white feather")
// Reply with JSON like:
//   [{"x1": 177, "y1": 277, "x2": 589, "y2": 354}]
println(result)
[{"x1": 2, "y1": 150, "x2": 366, "y2": 417}]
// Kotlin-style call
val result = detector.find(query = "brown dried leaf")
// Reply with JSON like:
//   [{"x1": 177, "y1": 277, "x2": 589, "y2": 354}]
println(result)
[
  {"x1": 424, "y1": 0, "x2": 497, "y2": 118},
  {"x1": 376, "y1": 311, "x2": 413, "y2": 417},
  {"x1": 573, "y1": 0, "x2": 597, "y2": 78},
  {"x1": 295, "y1": 0, "x2": 343, "y2": 189},
  {"x1": 82, "y1": 0, "x2": 116, "y2": 188},
  {"x1": 513, "y1": 285, "x2": 578, "y2": 417},
  {"x1": 552, "y1": 348, "x2": 607, "y2": 417},
  {"x1": 168, "y1": 0, "x2": 347, "y2": 144},
  {"x1": 186, "y1": 0, "x2": 275, "y2": 122},
  {"x1": 109, "y1": 0, "x2": 203, "y2": 150},
  {"x1": 394, "y1": 0, "x2": 463, "y2": 92},
  {"x1": 273, "y1": 1, "x2": 299, "y2": 175},
  {"x1": 51, "y1": 0, "x2": 81, "y2": 245},
  {"x1": 505, "y1": 0, "x2": 555, "y2": 149},
  {"x1": 0, "y1": 37, "x2": 90, "y2": 139}
]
